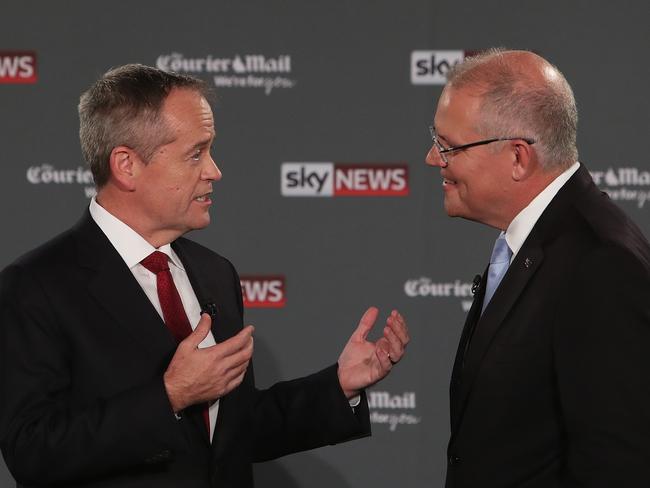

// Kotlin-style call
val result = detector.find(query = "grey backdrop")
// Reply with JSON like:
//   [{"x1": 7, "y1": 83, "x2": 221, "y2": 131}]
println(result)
[{"x1": 1, "y1": 0, "x2": 648, "y2": 486}]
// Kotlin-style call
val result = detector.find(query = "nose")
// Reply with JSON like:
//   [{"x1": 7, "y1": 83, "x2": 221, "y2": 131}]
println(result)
[
  {"x1": 426, "y1": 145, "x2": 447, "y2": 168},
  {"x1": 203, "y1": 156, "x2": 222, "y2": 181}
]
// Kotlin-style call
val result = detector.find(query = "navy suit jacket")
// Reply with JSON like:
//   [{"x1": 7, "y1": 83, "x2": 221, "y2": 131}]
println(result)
[
  {"x1": 0, "y1": 212, "x2": 370, "y2": 487},
  {"x1": 446, "y1": 165, "x2": 650, "y2": 488}
]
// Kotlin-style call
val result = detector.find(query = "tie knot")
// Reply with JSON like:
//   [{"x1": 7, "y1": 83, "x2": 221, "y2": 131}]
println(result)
[
  {"x1": 141, "y1": 251, "x2": 170, "y2": 274},
  {"x1": 490, "y1": 232, "x2": 512, "y2": 265}
]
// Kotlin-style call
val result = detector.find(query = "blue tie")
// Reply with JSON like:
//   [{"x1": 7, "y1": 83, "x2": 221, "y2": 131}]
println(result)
[{"x1": 481, "y1": 232, "x2": 512, "y2": 314}]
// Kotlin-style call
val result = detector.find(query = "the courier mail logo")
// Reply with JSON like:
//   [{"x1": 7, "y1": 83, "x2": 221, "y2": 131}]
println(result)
[
  {"x1": 240, "y1": 276, "x2": 286, "y2": 308},
  {"x1": 0, "y1": 51, "x2": 37, "y2": 84},
  {"x1": 281, "y1": 163, "x2": 409, "y2": 197},
  {"x1": 411, "y1": 50, "x2": 466, "y2": 85}
]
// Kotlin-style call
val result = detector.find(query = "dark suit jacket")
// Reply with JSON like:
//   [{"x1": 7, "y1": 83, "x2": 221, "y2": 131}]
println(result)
[
  {"x1": 0, "y1": 212, "x2": 370, "y2": 487},
  {"x1": 446, "y1": 165, "x2": 650, "y2": 488}
]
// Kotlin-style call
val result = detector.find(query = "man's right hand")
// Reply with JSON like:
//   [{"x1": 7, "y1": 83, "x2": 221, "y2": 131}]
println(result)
[{"x1": 163, "y1": 313, "x2": 254, "y2": 412}]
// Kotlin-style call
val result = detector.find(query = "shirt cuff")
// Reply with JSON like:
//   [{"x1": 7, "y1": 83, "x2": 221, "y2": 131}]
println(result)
[{"x1": 348, "y1": 395, "x2": 361, "y2": 408}]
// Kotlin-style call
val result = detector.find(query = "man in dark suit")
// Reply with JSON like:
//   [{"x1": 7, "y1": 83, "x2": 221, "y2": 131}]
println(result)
[
  {"x1": 426, "y1": 49, "x2": 650, "y2": 487},
  {"x1": 0, "y1": 64, "x2": 409, "y2": 487}
]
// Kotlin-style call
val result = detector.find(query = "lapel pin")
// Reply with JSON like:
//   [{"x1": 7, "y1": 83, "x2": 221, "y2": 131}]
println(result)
[
  {"x1": 524, "y1": 258, "x2": 532, "y2": 268},
  {"x1": 471, "y1": 274, "x2": 482, "y2": 295}
]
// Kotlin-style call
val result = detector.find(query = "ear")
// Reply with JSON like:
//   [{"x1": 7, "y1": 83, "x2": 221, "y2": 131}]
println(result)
[
  {"x1": 511, "y1": 140, "x2": 537, "y2": 182},
  {"x1": 108, "y1": 146, "x2": 140, "y2": 191}
]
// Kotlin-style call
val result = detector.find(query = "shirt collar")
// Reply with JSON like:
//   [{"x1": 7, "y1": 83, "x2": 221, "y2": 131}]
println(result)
[
  {"x1": 505, "y1": 161, "x2": 581, "y2": 260},
  {"x1": 89, "y1": 197, "x2": 185, "y2": 271}
]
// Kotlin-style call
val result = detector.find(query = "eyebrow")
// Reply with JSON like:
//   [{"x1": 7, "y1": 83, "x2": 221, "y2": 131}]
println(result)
[{"x1": 190, "y1": 135, "x2": 214, "y2": 152}]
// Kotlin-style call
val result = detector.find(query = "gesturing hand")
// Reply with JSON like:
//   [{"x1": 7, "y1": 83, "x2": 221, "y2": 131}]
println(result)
[
  {"x1": 337, "y1": 307, "x2": 409, "y2": 399},
  {"x1": 164, "y1": 313, "x2": 254, "y2": 412}
]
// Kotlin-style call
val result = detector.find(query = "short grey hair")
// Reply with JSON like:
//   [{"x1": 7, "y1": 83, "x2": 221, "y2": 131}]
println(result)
[
  {"x1": 446, "y1": 48, "x2": 578, "y2": 170},
  {"x1": 78, "y1": 64, "x2": 210, "y2": 188}
]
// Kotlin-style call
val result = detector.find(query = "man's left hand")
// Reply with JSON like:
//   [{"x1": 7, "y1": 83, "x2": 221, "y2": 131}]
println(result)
[{"x1": 337, "y1": 307, "x2": 409, "y2": 399}]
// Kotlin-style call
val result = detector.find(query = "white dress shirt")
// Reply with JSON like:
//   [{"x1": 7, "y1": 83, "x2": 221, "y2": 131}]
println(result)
[
  {"x1": 89, "y1": 197, "x2": 219, "y2": 441},
  {"x1": 505, "y1": 162, "x2": 581, "y2": 261}
]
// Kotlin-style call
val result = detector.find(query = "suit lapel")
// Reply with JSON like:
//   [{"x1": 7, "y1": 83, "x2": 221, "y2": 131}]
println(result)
[
  {"x1": 452, "y1": 240, "x2": 544, "y2": 432},
  {"x1": 450, "y1": 268, "x2": 487, "y2": 391},
  {"x1": 449, "y1": 267, "x2": 486, "y2": 428},
  {"x1": 74, "y1": 212, "x2": 177, "y2": 362}
]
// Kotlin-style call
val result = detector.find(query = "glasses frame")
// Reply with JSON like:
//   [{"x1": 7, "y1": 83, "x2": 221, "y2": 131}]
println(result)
[{"x1": 429, "y1": 126, "x2": 535, "y2": 166}]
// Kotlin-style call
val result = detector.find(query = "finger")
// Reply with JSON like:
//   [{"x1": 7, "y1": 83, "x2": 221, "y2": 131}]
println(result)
[
  {"x1": 383, "y1": 326, "x2": 404, "y2": 362},
  {"x1": 396, "y1": 311, "x2": 409, "y2": 339},
  {"x1": 387, "y1": 311, "x2": 410, "y2": 345},
  {"x1": 352, "y1": 307, "x2": 379, "y2": 341},
  {"x1": 386, "y1": 318, "x2": 408, "y2": 350},
  {"x1": 209, "y1": 361, "x2": 250, "y2": 400},
  {"x1": 183, "y1": 313, "x2": 212, "y2": 349},
  {"x1": 375, "y1": 340, "x2": 393, "y2": 371},
  {"x1": 219, "y1": 337, "x2": 254, "y2": 371},
  {"x1": 219, "y1": 357, "x2": 250, "y2": 389},
  {"x1": 224, "y1": 366, "x2": 249, "y2": 395},
  {"x1": 214, "y1": 325, "x2": 255, "y2": 357},
  {"x1": 377, "y1": 336, "x2": 400, "y2": 366},
  {"x1": 222, "y1": 357, "x2": 250, "y2": 381}
]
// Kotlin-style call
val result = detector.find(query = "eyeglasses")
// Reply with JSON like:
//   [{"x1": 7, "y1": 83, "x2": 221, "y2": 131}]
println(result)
[{"x1": 429, "y1": 126, "x2": 535, "y2": 165}]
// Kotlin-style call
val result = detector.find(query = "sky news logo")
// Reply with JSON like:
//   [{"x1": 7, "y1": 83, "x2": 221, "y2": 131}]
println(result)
[
  {"x1": 0, "y1": 51, "x2": 37, "y2": 84},
  {"x1": 281, "y1": 163, "x2": 409, "y2": 197},
  {"x1": 411, "y1": 50, "x2": 475, "y2": 85},
  {"x1": 240, "y1": 276, "x2": 285, "y2": 308}
]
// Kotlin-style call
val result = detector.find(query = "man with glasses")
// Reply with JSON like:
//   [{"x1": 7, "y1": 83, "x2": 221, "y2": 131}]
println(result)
[{"x1": 426, "y1": 48, "x2": 650, "y2": 487}]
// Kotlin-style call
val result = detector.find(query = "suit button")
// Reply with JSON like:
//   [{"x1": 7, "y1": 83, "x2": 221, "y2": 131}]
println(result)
[{"x1": 448, "y1": 455, "x2": 461, "y2": 465}]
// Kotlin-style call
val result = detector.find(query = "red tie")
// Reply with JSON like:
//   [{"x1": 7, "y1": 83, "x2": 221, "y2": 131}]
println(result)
[{"x1": 140, "y1": 251, "x2": 210, "y2": 434}]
